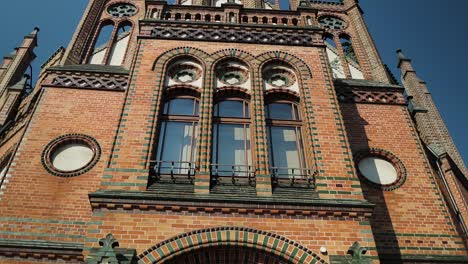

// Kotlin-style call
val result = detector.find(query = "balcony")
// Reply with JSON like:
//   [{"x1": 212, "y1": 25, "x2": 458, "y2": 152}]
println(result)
[
  {"x1": 149, "y1": 160, "x2": 196, "y2": 184},
  {"x1": 270, "y1": 167, "x2": 316, "y2": 187}
]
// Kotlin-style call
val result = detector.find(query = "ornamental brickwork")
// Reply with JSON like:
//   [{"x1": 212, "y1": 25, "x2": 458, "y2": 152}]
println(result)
[{"x1": 0, "y1": 0, "x2": 466, "y2": 263}]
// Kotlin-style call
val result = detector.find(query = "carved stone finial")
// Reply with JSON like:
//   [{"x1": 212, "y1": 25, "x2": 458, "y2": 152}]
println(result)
[{"x1": 99, "y1": 233, "x2": 119, "y2": 250}]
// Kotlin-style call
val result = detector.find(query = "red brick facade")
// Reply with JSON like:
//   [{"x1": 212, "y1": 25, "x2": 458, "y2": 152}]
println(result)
[{"x1": 0, "y1": 0, "x2": 466, "y2": 263}]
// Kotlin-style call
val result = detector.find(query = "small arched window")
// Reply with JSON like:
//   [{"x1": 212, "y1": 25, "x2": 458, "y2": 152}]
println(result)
[
  {"x1": 215, "y1": 15, "x2": 221, "y2": 22},
  {"x1": 165, "y1": 12, "x2": 172, "y2": 20},
  {"x1": 281, "y1": 18, "x2": 288, "y2": 25},
  {"x1": 205, "y1": 14, "x2": 211, "y2": 21},
  {"x1": 262, "y1": 17, "x2": 268, "y2": 24},
  {"x1": 242, "y1": 16, "x2": 248, "y2": 23},
  {"x1": 195, "y1": 14, "x2": 202, "y2": 21},
  {"x1": 253, "y1": 16, "x2": 259, "y2": 23},
  {"x1": 175, "y1": 13, "x2": 182, "y2": 20},
  {"x1": 272, "y1": 17, "x2": 278, "y2": 25},
  {"x1": 292, "y1": 18, "x2": 298, "y2": 26}
]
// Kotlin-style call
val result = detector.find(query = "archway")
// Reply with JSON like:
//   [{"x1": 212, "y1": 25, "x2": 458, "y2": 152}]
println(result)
[
  {"x1": 164, "y1": 245, "x2": 292, "y2": 264},
  {"x1": 138, "y1": 227, "x2": 326, "y2": 264}
]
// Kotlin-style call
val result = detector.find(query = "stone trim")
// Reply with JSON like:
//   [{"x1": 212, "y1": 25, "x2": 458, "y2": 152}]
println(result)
[
  {"x1": 0, "y1": 239, "x2": 83, "y2": 261},
  {"x1": 138, "y1": 226, "x2": 327, "y2": 264},
  {"x1": 42, "y1": 134, "x2": 102, "y2": 178},
  {"x1": 89, "y1": 190, "x2": 374, "y2": 218},
  {"x1": 354, "y1": 148, "x2": 407, "y2": 191}
]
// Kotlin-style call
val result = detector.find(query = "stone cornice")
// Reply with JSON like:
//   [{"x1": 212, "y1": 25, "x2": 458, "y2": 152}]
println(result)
[
  {"x1": 0, "y1": 239, "x2": 83, "y2": 261},
  {"x1": 89, "y1": 190, "x2": 374, "y2": 219}
]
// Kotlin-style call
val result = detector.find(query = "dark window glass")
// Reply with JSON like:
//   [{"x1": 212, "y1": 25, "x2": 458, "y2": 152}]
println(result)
[
  {"x1": 266, "y1": 103, "x2": 298, "y2": 120},
  {"x1": 214, "y1": 100, "x2": 249, "y2": 118},
  {"x1": 164, "y1": 98, "x2": 199, "y2": 116}
]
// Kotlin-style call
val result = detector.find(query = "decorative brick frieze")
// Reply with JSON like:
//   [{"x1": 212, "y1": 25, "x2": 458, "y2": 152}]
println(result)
[
  {"x1": 335, "y1": 80, "x2": 406, "y2": 105},
  {"x1": 140, "y1": 20, "x2": 323, "y2": 47},
  {"x1": 50, "y1": 74, "x2": 128, "y2": 91}
]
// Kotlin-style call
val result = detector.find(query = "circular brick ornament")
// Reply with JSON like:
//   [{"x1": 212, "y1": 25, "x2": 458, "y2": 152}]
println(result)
[
  {"x1": 354, "y1": 148, "x2": 407, "y2": 191},
  {"x1": 318, "y1": 16, "x2": 346, "y2": 30},
  {"x1": 107, "y1": 3, "x2": 137, "y2": 18},
  {"x1": 42, "y1": 134, "x2": 101, "y2": 177}
]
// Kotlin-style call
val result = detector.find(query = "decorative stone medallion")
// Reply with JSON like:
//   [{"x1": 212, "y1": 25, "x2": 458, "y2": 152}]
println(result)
[
  {"x1": 264, "y1": 68, "x2": 296, "y2": 88},
  {"x1": 168, "y1": 64, "x2": 202, "y2": 84},
  {"x1": 42, "y1": 134, "x2": 101, "y2": 177},
  {"x1": 318, "y1": 16, "x2": 346, "y2": 30},
  {"x1": 217, "y1": 65, "x2": 249, "y2": 86},
  {"x1": 107, "y1": 3, "x2": 137, "y2": 18},
  {"x1": 354, "y1": 148, "x2": 407, "y2": 191}
]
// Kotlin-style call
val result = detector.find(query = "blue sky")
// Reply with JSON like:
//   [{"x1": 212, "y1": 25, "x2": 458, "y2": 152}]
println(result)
[{"x1": 0, "y1": 0, "x2": 466, "y2": 165}]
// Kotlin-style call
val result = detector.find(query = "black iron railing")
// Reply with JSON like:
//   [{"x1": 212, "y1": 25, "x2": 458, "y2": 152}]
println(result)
[
  {"x1": 149, "y1": 160, "x2": 196, "y2": 183},
  {"x1": 210, "y1": 164, "x2": 255, "y2": 185},
  {"x1": 270, "y1": 167, "x2": 316, "y2": 187}
]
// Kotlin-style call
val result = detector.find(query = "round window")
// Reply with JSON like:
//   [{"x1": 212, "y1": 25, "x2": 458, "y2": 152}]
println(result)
[
  {"x1": 358, "y1": 157, "x2": 398, "y2": 185},
  {"x1": 354, "y1": 148, "x2": 407, "y2": 191},
  {"x1": 51, "y1": 144, "x2": 94, "y2": 172},
  {"x1": 42, "y1": 134, "x2": 101, "y2": 177},
  {"x1": 107, "y1": 3, "x2": 137, "y2": 18}
]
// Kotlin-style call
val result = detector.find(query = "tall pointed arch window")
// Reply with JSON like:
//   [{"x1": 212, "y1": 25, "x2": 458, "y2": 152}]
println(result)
[
  {"x1": 88, "y1": 21, "x2": 133, "y2": 66},
  {"x1": 323, "y1": 34, "x2": 345, "y2": 79}
]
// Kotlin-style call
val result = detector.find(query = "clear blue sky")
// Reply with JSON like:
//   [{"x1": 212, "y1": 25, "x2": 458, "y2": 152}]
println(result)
[{"x1": 0, "y1": 0, "x2": 466, "y2": 165}]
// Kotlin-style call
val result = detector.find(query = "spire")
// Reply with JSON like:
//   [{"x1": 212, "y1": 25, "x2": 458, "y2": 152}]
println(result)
[{"x1": 396, "y1": 49, "x2": 411, "y2": 68}]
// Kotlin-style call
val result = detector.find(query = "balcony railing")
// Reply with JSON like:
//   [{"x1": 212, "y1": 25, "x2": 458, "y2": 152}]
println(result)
[
  {"x1": 271, "y1": 167, "x2": 316, "y2": 187},
  {"x1": 210, "y1": 164, "x2": 256, "y2": 185},
  {"x1": 149, "y1": 160, "x2": 196, "y2": 183}
]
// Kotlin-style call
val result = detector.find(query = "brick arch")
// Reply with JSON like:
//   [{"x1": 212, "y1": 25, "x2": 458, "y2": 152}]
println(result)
[
  {"x1": 151, "y1": 47, "x2": 211, "y2": 71},
  {"x1": 256, "y1": 51, "x2": 313, "y2": 81},
  {"x1": 138, "y1": 227, "x2": 327, "y2": 264},
  {"x1": 209, "y1": 49, "x2": 258, "y2": 70}
]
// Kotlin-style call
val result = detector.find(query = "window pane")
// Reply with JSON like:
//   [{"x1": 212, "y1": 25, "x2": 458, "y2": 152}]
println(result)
[
  {"x1": 109, "y1": 23, "x2": 132, "y2": 66},
  {"x1": 89, "y1": 24, "x2": 114, "y2": 65},
  {"x1": 164, "y1": 98, "x2": 198, "y2": 116},
  {"x1": 156, "y1": 121, "x2": 196, "y2": 174},
  {"x1": 216, "y1": 101, "x2": 247, "y2": 118},
  {"x1": 267, "y1": 103, "x2": 295, "y2": 120},
  {"x1": 212, "y1": 124, "x2": 250, "y2": 176},
  {"x1": 268, "y1": 126, "x2": 303, "y2": 177}
]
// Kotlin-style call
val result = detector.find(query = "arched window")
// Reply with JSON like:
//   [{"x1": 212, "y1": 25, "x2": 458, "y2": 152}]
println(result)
[
  {"x1": 185, "y1": 13, "x2": 191, "y2": 20},
  {"x1": 242, "y1": 16, "x2": 248, "y2": 23},
  {"x1": 108, "y1": 22, "x2": 132, "y2": 66},
  {"x1": 212, "y1": 98, "x2": 252, "y2": 181},
  {"x1": 88, "y1": 22, "x2": 114, "y2": 65},
  {"x1": 88, "y1": 20, "x2": 132, "y2": 66},
  {"x1": 324, "y1": 33, "x2": 345, "y2": 79},
  {"x1": 262, "y1": 61, "x2": 311, "y2": 184},
  {"x1": 215, "y1": 15, "x2": 221, "y2": 22},
  {"x1": 281, "y1": 18, "x2": 288, "y2": 25},
  {"x1": 175, "y1": 13, "x2": 182, "y2": 20},
  {"x1": 205, "y1": 14, "x2": 211, "y2": 22},
  {"x1": 151, "y1": 58, "x2": 203, "y2": 183},
  {"x1": 165, "y1": 12, "x2": 172, "y2": 20},
  {"x1": 262, "y1": 17, "x2": 268, "y2": 24},
  {"x1": 229, "y1": 12, "x2": 236, "y2": 23},
  {"x1": 272, "y1": 17, "x2": 278, "y2": 25},
  {"x1": 340, "y1": 34, "x2": 364, "y2": 79},
  {"x1": 195, "y1": 14, "x2": 202, "y2": 21},
  {"x1": 253, "y1": 16, "x2": 258, "y2": 23},
  {"x1": 292, "y1": 18, "x2": 298, "y2": 26}
]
